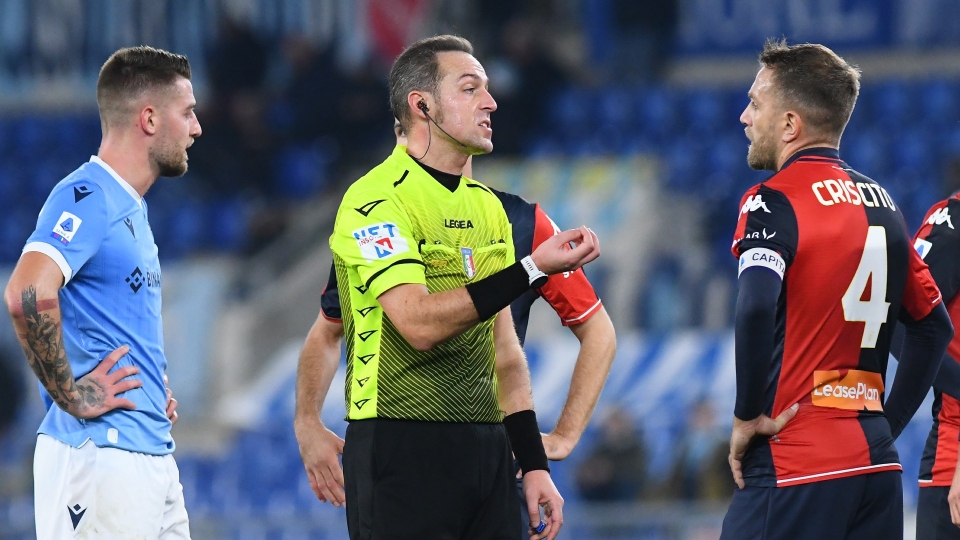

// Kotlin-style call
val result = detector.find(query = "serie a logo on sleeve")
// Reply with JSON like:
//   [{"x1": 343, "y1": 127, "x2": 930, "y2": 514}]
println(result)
[
  {"x1": 50, "y1": 211, "x2": 82, "y2": 245},
  {"x1": 353, "y1": 222, "x2": 409, "y2": 262}
]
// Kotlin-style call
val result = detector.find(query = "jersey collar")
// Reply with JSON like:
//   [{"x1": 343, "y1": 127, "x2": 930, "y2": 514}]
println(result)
[
  {"x1": 89, "y1": 156, "x2": 143, "y2": 205},
  {"x1": 780, "y1": 146, "x2": 841, "y2": 169}
]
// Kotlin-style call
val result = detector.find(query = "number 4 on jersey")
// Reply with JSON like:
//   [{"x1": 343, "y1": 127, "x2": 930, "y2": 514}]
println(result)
[{"x1": 842, "y1": 226, "x2": 891, "y2": 348}]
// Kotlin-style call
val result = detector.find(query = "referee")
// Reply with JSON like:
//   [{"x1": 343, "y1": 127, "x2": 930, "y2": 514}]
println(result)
[{"x1": 329, "y1": 35, "x2": 599, "y2": 539}]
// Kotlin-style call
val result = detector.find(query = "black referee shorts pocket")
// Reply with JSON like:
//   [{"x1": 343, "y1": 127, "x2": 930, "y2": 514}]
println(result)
[{"x1": 372, "y1": 420, "x2": 408, "y2": 481}]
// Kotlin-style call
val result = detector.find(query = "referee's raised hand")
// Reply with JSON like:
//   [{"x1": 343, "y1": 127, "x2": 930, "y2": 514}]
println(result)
[
  {"x1": 531, "y1": 226, "x2": 600, "y2": 276},
  {"x1": 523, "y1": 469, "x2": 564, "y2": 540}
]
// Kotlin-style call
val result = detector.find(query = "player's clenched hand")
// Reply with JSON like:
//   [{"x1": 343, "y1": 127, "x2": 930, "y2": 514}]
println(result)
[
  {"x1": 67, "y1": 345, "x2": 142, "y2": 419},
  {"x1": 522, "y1": 470, "x2": 564, "y2": 540},
  {"x1": 531, "y1": 226, "x2": 600, "y2": 275},
  {"x1": 163, "y1": 374, "x2": 178, "y2": 426},
  {"x1": 728, "y1": 403, "x2": 798, "y2": 489},
  {"x1": 294, "y1": 415, "x2": 346, "y2": 506},
  {"x1": 948, "y1": 459, "x2": 960, "y2": 527}
]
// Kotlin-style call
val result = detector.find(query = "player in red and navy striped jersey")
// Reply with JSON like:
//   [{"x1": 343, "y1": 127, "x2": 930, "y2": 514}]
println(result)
[
  {"x1": 912, "y1": 194, "x2": 960, "y2": 539},
  {"x1": 721, "y1": 40, "x2": 952, "y2": 540}
]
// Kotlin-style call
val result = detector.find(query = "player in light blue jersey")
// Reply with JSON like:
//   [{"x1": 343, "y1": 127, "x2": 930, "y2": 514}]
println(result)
[{"x1": 4, "y1": 46, "x2": 201, "y2": 539}]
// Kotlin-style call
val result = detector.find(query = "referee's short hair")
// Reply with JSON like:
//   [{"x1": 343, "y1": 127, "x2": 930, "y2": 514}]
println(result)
[
  {"x1": 759, "y1": 39, "x2": 861, "y2": 142},
  {"x1": 97, "y1": 46, "x2": 192, "y2": 131},
  {"x1": 389, "y1": 35, "x2": 474, "y2": 133}
]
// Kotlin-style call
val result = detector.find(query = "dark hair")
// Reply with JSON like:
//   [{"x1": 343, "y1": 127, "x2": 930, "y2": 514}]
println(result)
[
  {"x1": 389, "y1": 35, "x2": 474, "y2": 131},
  {"x1": 759, "y1": 39, "x2": 861, "y2": 141},
  {"x1": 97, "y1": 46, "x2": 192, "y2": 129}
]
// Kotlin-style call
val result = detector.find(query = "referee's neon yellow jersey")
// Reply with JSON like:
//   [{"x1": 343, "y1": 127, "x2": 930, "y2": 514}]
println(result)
[{"x1": 330, "y1": 146, "x2": 515, "y2": 423}]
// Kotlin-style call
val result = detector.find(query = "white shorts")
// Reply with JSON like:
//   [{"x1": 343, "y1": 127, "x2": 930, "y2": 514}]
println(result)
[{"x1": 34, "y1": 434, "x2": 191, "y2": 540}]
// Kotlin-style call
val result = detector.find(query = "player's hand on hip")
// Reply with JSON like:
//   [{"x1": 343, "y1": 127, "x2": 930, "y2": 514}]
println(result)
[
  {"x1": 522, "y1": 469, "x2": 564, "y2": 540},
  {"x1": 541, "y1": 431, "x2": 574, "y2": 461},
  {"x1": 728, "y1": 403, "x2": 798, "y2": 489},
  {"x1": 531, "y1": 226, "x2": 600, "y2": 275},
  {"x1": 294, "y1": 418, "x2": 346, "y2": 506},
  {"x1": 163, "y1": 373, "x2": 178, "y2": 426},
  {"x1": 948, "y1": 460, "x2": 960, "y2": 527},
  {"x1": 67, "y1": 345, "x2": 141, "y2": 419}
]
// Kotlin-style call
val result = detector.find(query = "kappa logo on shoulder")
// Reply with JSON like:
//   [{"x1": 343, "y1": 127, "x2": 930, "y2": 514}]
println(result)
[
  {"x1": 741, "y1": 194, "x2": 771, "y2": 215},
  {"x1": 928, "y1": 207, "x2": 954, "y2": 229}
]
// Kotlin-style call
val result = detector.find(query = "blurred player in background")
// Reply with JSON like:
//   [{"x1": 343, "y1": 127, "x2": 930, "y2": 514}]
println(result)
[
  {"x1": 323, "y1": 34, "x2": 601, "y2": 539},
  {"x1": 3, "y1": 46, "x2": 201, "y2": 539},
  {"x1": 910, "y1": 194, "x2": 960, "y2": 539},
  {"x1": 294, "y1": 119, "x2": 616, "y2": 536},
  {"x1": 723, "y1": 39, "x2": 952, "y2": 539}
]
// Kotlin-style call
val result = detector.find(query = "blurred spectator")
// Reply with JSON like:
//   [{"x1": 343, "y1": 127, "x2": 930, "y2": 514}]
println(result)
[
  {"x1": 667, "y1": 400, "x2": 733, "y2": 501},
  {"x1": 487, "y1": 16, "x2": 571, "y2": 154},
  {"x1": 208, "y1": 16, "x2": 270, "y2": 100},
  {"x1": 272, "y1": 35, "x2": 341, "y2": 145},
  {"x1": 0, "y1": 348, "x2": 24, "y2": 436},
  {"x1": 611, "y1": 0, "x2": 678, "y2": 83},
  {"x1": 334, "y1": 60, "x2": 393, "y2": 167},
  {"x1": 576, "y1": 408, "x2": 647, "y2": 501}
]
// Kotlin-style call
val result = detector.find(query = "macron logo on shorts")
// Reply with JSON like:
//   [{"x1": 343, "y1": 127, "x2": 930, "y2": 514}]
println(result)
[
  {"x1": 51, "y1": 211, "x2": 82, "y2": 245},
  {"x1": 68, "y1": 504, "x2": 86, "y2": 529},
  {"x1": 353, "y1": 222, "x2": 409, "y2": 262}
]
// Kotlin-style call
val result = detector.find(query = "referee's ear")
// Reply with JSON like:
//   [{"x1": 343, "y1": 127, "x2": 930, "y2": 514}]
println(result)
[{"x1": 408, "y1": 92, "x2": 430, "y2": 120}]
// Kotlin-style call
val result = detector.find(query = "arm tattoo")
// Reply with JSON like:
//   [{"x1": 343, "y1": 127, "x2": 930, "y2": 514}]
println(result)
[{"x1": 20, "y1": 286, "x2": 82, "y2": 411}]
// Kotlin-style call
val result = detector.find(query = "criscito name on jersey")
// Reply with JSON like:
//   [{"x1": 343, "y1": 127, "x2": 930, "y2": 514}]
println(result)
[
  {"x1": 812, "y1": 179, "x2": 896, "y2": 210},
  {"x1": 444, "y1": 219, "x2": 474, "y2": 229}
]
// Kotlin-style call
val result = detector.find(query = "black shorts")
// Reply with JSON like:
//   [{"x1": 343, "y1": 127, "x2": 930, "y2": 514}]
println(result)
[
  {"x1": 720, "y1": 471, "x2": 902, "y2": 540},
  {"x1": 917, "y1": 486, "x2": 960, "y2": 540},
  {"x1": 343, "y1": 418, "x2": 521, "y2": 540}
]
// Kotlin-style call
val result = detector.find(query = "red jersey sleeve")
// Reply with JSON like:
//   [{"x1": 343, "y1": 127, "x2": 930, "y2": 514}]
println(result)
[
  {"x1": 901, "y1": 245, "x2": 943, "y2": 322},
  {"x1": 532, "y1": 205, "x2": 602, "y2": 325}
]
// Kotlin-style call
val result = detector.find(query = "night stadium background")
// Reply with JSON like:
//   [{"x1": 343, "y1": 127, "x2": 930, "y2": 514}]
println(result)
[{"x1": 2, "y1": 0, "x2": 960, "y2": 538}]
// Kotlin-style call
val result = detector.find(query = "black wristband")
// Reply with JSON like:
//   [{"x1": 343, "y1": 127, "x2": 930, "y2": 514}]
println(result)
[
  {"x1": 465, "y1": 261, "x2": 530, "y2": 321},
  {"x1": 503, "y1": 409, "x2": 550, "y2": 475}
]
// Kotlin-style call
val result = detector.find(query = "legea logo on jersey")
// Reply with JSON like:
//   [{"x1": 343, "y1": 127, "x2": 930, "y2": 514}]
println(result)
[
  {"x1": 927, "y1": 207, "x2": 954, "y2": 229},
  {"x1": 353, "y1": 222, "x2": 409, "y2": 261},
  {"x1": 740, "y1": 195, "x2": 770, "y2": 214},
  {"x1": 811, "y1": 369, "x2": 883, "y2": 412},
  {"x1": 50, "y1": 212, "x2": 82, "y2": 245},
  {"x1": 461, "y1": 247, "x2": 477, "y2": 279}
]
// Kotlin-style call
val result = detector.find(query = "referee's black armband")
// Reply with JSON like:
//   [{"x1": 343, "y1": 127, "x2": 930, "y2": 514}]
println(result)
[
  {"x1": 465, "y1": 261, "x2": 530, "y2": 321},
  {"x1": 503, "y1": 410, "x2": 550, "y2": 475}
]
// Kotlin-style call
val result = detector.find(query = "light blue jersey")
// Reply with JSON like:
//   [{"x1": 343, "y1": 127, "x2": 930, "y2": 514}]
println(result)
[{"x1": 23, "y1": 156, "x2": 172, "y2": 455}]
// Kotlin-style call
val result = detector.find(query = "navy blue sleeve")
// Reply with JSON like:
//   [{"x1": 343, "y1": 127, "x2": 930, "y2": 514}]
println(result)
[
  {"x1": 889, "y1": 322, "x2": 960, "y2": 400},
  {"x1": 885, "y1": 302, "x2": 953, "y2": 439},
  {"x1": 320, "y1": 263, "x2": 341, "y2": 321},
  {"x1": 734, "y1": 266, "x2": 783, "y2": 420}
]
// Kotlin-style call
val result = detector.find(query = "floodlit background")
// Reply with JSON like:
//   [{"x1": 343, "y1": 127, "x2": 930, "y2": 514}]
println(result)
[{"x1": 2, "y1": 0, "x2": 960, "y2": 538}]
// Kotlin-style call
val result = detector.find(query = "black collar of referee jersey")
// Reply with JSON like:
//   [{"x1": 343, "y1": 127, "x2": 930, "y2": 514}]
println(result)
[
  {"x1": 412, "y1": 158, "x2": 462, "y2": 193},
  {"x1": 780, "y1": 146, "x2": 841, "y2": 170}
]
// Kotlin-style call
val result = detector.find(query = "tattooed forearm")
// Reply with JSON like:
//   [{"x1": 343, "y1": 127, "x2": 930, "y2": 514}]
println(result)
[{"x1": 19, "y1": 286, "x2": 80, "y2": 411}]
